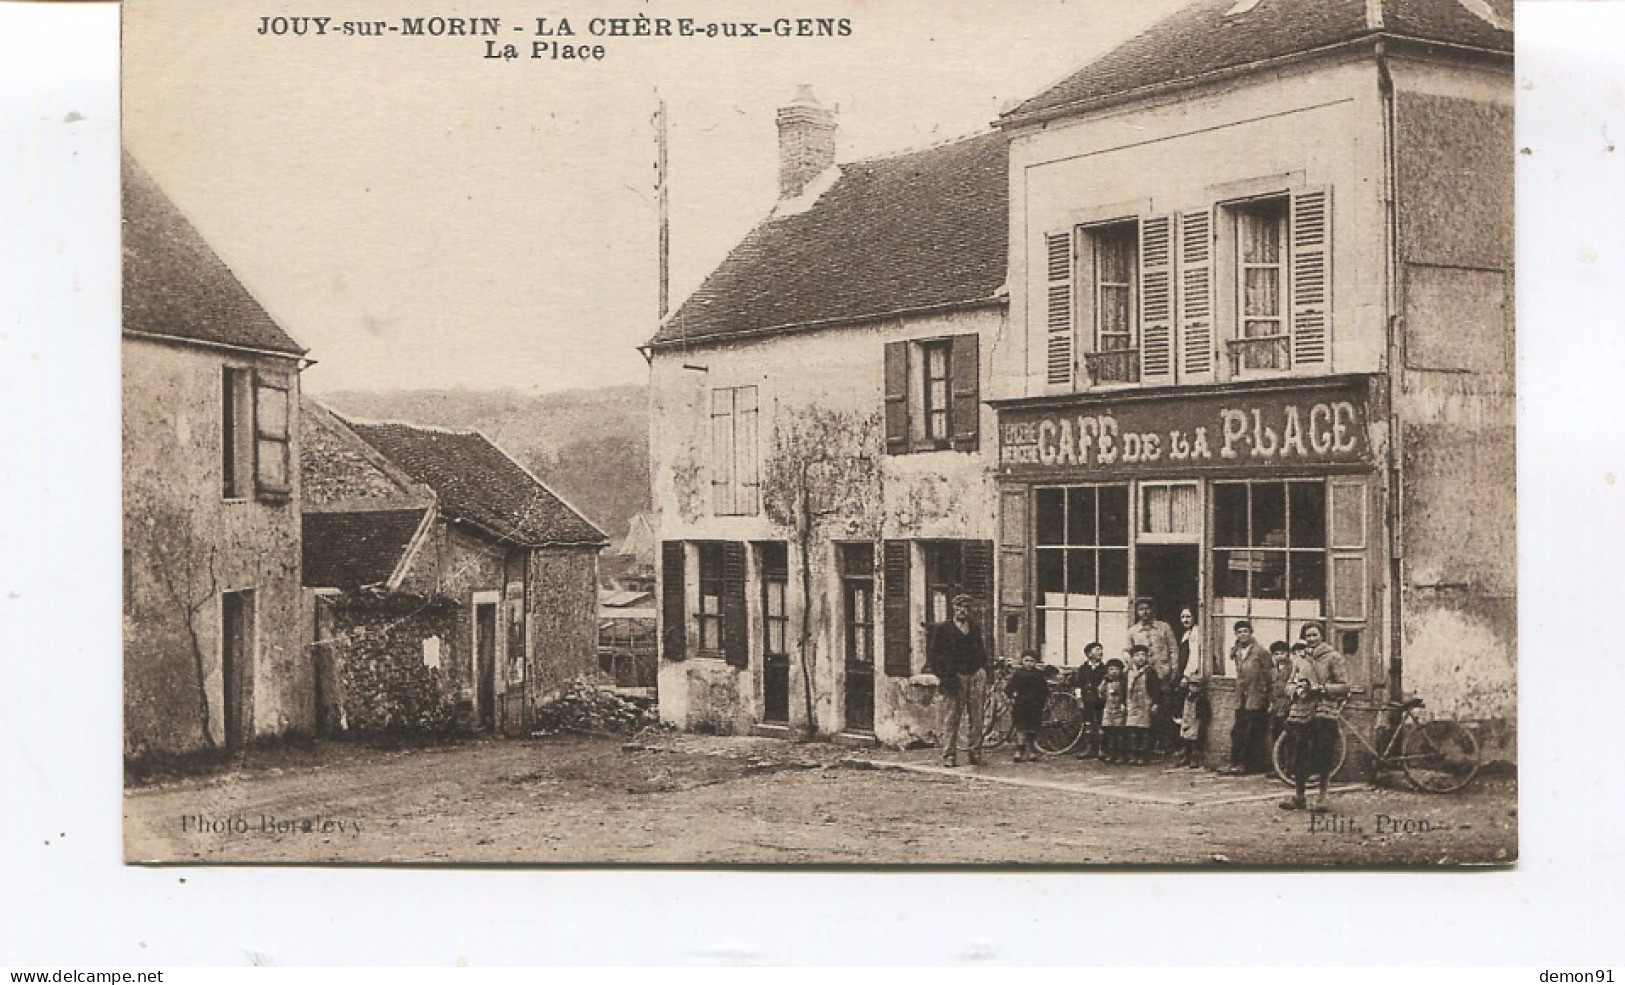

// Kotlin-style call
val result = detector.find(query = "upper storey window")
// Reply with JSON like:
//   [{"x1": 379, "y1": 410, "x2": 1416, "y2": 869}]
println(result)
[{"x1": 1040, "y1": 187, "x2": 1330, "y2": 390}]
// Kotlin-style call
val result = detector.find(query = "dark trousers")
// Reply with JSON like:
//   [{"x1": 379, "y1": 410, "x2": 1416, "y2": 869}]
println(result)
[
  {"x1": 1289, "y1": 718, "x2": 1339, "y2": 800},
  {"x1": 1103, "y1": 725, "x2": 1126, "y2": 759},
  {"x1": 1230, "y1": 708, "x2": 1270, "y2": 771},
  {"x1": 1081, "y1": 706, "x2": 1104, "y2": 752},
  {"x1": 1128, "y1": 726, "x2": 1151, "y2": 760}
]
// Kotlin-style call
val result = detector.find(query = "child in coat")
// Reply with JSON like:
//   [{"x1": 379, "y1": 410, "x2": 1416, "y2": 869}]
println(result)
[
  {"x1": 1124, "y1": 644, "x2": 1160, "y2": 765},
  {"x1": 1098, "y1": 658, "x2": 1128, "y2": 764},
  {"x1": 1005, "y1": 649, "x2": 1049, "y2": 763}
]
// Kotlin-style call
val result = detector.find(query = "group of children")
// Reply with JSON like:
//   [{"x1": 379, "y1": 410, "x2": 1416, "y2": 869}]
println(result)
[{"x1": 1001, "y1": 620, "x2": 1313, "y2": 770}]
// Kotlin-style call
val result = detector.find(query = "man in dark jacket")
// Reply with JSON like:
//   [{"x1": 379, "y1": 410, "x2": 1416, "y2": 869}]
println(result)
[
  {"x1": 1223, "y1": 619, "x2": 1274, "y2": 774},
  {"x1": 927, "y1": 593, "x2": 988, "y2": 767}
]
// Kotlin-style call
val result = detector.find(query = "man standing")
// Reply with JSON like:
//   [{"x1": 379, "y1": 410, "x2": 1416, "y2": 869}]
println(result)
[
  {"x1": 927, "y1": 593, "x2": 988, "y2": 767},
  {"x1": 1222, "y1": 620, "x2": 1273, "y2": 775},
  {"x1": 1127, "y1": 597, "x2": 1179, "y2": 753}
]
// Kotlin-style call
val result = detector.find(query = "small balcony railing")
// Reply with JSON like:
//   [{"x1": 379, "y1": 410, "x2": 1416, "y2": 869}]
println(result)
[
  {"x1": 1083, "y1": 349, "x2": 1140, "y2": 386},
  {"x1": 1226, "y1": 336, "x2": 1290, "y2": 375}
]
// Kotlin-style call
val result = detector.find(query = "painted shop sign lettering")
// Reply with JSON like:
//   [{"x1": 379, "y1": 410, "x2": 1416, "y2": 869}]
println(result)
[{"x1": 998, "y1": 387, "x2": 1369, "y2": 475}]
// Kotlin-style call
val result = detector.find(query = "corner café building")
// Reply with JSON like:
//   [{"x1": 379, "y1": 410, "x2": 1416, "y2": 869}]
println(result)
[{"x1": 993, "y1": 376, "x2": 1384, "y2": 758}]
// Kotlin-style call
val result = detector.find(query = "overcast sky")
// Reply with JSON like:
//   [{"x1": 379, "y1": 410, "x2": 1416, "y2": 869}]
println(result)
[{"x1": 123, "y1": 0, "x2": 1195, "y2": 395}]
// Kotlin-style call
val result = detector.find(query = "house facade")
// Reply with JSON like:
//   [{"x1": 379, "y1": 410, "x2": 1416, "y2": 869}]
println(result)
[
  {"x1": 650, "y1": 94, "x2": 1006, "y2": 746},
  {"x1": 301, "y1": 403, "x2": 607, "y2": 735},
  {"x1": 123, "y1": 156, "x2": 313, "y2": 759},
  {"x1": 651, "y1": 1, "x2": 1514, "y2": 757},
  {"x1": 990, "y1": 0, "x2": 1514, "y2": 758}
]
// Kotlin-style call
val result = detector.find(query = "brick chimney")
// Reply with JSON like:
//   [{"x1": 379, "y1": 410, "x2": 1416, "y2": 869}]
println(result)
[{"x1": 776, "y1": 85, "x2": 836, "y2": 199}]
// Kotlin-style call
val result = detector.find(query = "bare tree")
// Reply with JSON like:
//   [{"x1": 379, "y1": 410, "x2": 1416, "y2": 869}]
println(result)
[{"x1": 760, "y1": 405, "x2": 883, "y2": 737}]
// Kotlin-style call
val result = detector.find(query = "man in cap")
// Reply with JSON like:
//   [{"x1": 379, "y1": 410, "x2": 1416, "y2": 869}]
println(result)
[
  {"x1": 926, "y1": 593, "x2": 989, "y2": 767},
  {"x1": 1127, "y1": 596, "x2": 1180, "y2": 753}
]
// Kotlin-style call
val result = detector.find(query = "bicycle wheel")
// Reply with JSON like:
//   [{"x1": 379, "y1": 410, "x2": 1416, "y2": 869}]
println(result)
[
  {"x1": 1400, "y1": 720, "x2": 1480, "y2": 793},
  {"x1": 1271, "y1": 725, "x2": 1348, "y2": 787},
  {"x1": 1034, "y1": 692, "x2": 1086, "y2": 755},
  {"x1": 982, "y1": 692, "x2": 1012, "y2": 748}
]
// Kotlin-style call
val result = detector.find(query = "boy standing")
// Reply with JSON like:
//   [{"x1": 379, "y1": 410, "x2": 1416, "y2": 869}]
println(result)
[
  {"x1": 1098, "y1": 658, "x2": 1128, "y2": 764},
  {"x1": 1073, "y1": 642, "x2": 1108, "y2": 759},
  {"x1": 1005, "y1": 650, "x2": 1049, "y2": 763},
  {"x1": 1269, "y1": 642, "x2": 1296, "y2": 759}
]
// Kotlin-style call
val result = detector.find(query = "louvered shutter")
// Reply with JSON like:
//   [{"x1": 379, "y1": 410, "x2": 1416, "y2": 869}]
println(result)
[
  {"x1": 1290, "y1": 187, "x2": 1332, "y2": 368},
  {"x1": 962, "y1": 539, "x2": 995, "y2": 657},
  {"x1": 998, "y1": 489, "x2": 1030, "y2": 661},
  {"x1": 1044, "y1": 230, "x2": 1075, "y2": 388},
  {"x1": 1177, "y1": 208, "x2": 1215, "y2": 383},
  {"x1": 883, "y1": 341, "x2": 909, "y2": 454},
  {"x1": 661, "y1": 541, "x2": 687, "y2": 661},
  {"x1": 882, "y1": 540, "x2": 912, "y2": 677},
  {"x1": 948, "y1": 334, "x2": 980, "y2": 451},
  {"x1": 1139, "y1": 215, "x2": 1174, "y2": 384},
  {"x1": 721, "y1": 542, "x2": 748, "y2": 668}
]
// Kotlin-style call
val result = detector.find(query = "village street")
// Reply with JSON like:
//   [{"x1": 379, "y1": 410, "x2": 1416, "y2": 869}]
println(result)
[{"x1": 124, "y1": 733, "x2": 1516, "y2": 866}]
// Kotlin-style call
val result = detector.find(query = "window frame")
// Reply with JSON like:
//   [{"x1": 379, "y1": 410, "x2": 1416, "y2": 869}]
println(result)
[
  {"x1": 221, "y1": 366, "x2": 253, "y2": 501},
  {"x1": 760, "y1": 543, "x2": 789, "y2": 661},
  {"x1": 1226, "y1": 194, "x2": 1292, "y2": 377},
  {"x1": 920, "y1": 340, "x2": 952, "y2": 445},
  {"x1": 695, "y1": 543, "x2": 725, "y2": 655},
  {"x1": 1210, "y1": 478, "x2": 1329, "y2": 644},
  {"x1": 1032, "y1": 484, "x2": 1132, "y2": 667},
  {"x1": 839, "y1": 543, "x2": 876, "y2": 668}
]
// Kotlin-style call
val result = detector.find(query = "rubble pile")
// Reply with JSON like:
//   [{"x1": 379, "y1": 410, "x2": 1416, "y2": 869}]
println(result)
[{"x1": 532, "y1": 681, "x2": 663, "y2": 736}]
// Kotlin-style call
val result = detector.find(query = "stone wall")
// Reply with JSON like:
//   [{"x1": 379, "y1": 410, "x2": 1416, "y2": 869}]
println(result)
[
  {"x1": 123, "y1": 340, "x2": 311, "y2": 758},
  {"x1": 316, "y1": 593, "x2": 464, "y2": 734}
]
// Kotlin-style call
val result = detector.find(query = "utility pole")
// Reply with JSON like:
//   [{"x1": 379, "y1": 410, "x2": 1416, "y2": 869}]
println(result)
[{"x1": 654, "y1": 93, "x2": 669, "y2": 321}]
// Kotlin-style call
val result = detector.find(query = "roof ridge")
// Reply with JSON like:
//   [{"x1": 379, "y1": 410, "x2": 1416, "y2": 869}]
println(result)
[
  {"x1": 345, "y1": 416, "x2": 482, "y2": 436},
  {"x1": 844, "y1": 126, "x2": 998, "y2": 166}
]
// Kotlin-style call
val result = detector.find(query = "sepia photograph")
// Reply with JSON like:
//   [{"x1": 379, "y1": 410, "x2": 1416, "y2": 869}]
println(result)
[{"x1": 119, "y1": 0, "x2": 1516, "y2": 867}]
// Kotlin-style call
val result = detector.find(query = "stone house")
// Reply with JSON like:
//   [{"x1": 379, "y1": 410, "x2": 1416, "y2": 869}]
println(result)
[
  {"x1": 650, "y1": 0, "x2": 1514, "y2": 760},
  {"x1": 990, "y1": 0, "x2": 1514, "y2": 760},
  {"x1": 123, "y1": 155, "x2": 313, "y2": 758},
  {"x1": 301, "y1": 401, "x2": 607, "y2": 735},
  {"x1": 648, "y1": 89, "x2": 1007, "y2": 745}
]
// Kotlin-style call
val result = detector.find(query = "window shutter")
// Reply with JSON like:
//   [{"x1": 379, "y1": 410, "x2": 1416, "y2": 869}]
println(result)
[
  {"x1": 999, "y1": 490, "x2": 1030, "y2": 661},
  {"x1": 1139, "y1": 214, "x2": 1174, "y2": 384},
  {"x1": 948, "y1": 333, "x2": 980, "y2": 451},
  {"x1": 962, "y1": 539, "x2": 995, "y2": 656},
  {"x1": 1044, "y1": 230, "x2": 1075, "y2": 387},
  {"x1": 1290, "y1": 187, "x2": 1331, "y2": 368},
  {"x1": 883, "y1": 341, "x2": 909, "y2": 454},
  {"x1": 661, "y1": 541, "x2": 687, "y2": 661},
  {"x1": 721, "y1": 542, "x2": 748, "y2": 668},
  {"x1": 252, "y1": 373, "x2": 292, "y2": 500},
  {"x1": 882, "y1": 539, "x2": 912, "y2": 677},
  {"x1": 1177, "y1": 208, "x2": 1215, "y2": 382}
]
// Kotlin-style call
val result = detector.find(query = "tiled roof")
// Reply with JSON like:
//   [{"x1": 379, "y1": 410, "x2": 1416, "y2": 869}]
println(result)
[
  {"x1": 122, "y1": 153, "x2": 307, "y2": 356},
  {"x1": 302, "y1": 508, "x2": 428, "y2": 590},
  {"x1": 651, "y1": 130, "x2": 1008, "y2": 346},
  {"x1": 345, "y1": 420, "x2": 607, "y2": 547},
  {"x1": 1005, "y1": 0, "x2": 1512, "y2": 122}
]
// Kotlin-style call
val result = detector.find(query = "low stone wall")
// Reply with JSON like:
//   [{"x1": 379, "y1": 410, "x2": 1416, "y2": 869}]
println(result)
[{"x1": 317, "y1": 593, "x2": 465, "y2": 734}]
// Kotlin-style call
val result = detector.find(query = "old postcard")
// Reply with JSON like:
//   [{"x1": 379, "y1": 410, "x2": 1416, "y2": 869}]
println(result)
[{"x1": 121, "y1": 0, "x2": 1516, "y2": 866}]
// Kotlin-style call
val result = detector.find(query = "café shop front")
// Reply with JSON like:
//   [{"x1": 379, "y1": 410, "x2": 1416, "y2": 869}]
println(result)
[{"x1": 992, "y1": 376, "x2": 1390, "y2": 757}]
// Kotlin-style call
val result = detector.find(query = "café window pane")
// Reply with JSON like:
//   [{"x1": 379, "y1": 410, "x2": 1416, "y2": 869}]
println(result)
[
  {"x1": 1067, "y1": 486, "x2": 1096, "y2": 545},
  {"x1": 1290, "y1": 482, "x2": 1327, "y2": 549},
  {"x1": 1214, "y1": 483, "x2": 1249, "y2": 547},
  {"x1": 1036, "y1": 487, "x2": 1066, "y2": 545},
  {"x1": 1099, "y1": 485, "x2": 1130, "y2": 544}
]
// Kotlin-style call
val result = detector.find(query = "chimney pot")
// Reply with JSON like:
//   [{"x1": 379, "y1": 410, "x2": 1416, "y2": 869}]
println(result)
[{"x1": 776, "y1": 86, "x2": 836, "y2": 200}]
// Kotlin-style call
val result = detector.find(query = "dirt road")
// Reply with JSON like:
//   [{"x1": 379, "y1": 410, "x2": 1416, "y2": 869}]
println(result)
[{"x1": 124, "y1": 733, "x2": 1516, "y2": 865}]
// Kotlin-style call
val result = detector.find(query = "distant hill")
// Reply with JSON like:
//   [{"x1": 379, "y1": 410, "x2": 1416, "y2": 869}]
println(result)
[{"x1": 316, "y1": 384, "x2": 649, "y2": 543}]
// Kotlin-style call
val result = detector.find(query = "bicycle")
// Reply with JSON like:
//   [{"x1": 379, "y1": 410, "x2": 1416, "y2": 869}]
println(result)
[
  {"x1": 981, "y1": 658, "x2": 1014, "y2": 748},
  {"x1": 1271, "y1": 696, "x2": 1481, "y2": 793},
  {"x1": 982, "y1": 660, "x2": 1086, "y2": 755}
]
